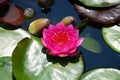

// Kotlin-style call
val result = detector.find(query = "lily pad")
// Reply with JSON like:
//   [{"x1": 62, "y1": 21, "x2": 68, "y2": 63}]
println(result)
[
  {"x1": 0, "y1": 4, "x2": 24, "y2": 27},
  {"x1": 12, "y1": 37, "x2": 84, "y2": 80},
  {"x1": 80, "y1": 68, "x2": 120, "y2": 80},
  {"x1": 0, "y1": 27, "x2": 30, "y2": 57},
  {"x1": 102, "y1": 25, "x2": 120, "y2": 53},
  {"x1": 78, "y1": 0, "x2": 120, "y2": 7},
  {"x1": 0, "y1": 57, "x2": 12, "y2": 80},
  {"x1": 74, "y1": 3, "x2": 120, "y2": 25},
  {"x1": 0, "y1": 0, "x2": 10, "y2": 6},
  {"x1": 81, "y1": 37, "x2": 102, "y2": 53}
]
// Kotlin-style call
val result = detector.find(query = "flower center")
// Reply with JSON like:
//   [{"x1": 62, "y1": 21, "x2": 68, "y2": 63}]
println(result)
[{"x1": 52, "y1": 31, "x2": 70, "y2": 45}]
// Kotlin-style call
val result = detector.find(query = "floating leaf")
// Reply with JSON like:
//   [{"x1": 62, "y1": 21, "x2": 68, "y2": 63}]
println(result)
[
  {"x1": 0, "y1": 0, "x2": 10, "y2": 6},
  {"x1": 0, "y1": 57, "x2": 12, "y2": 80},
  {"x1": 0, "y1": 4, "x2": 24, "y2": 27},
  {"x1": 78, "y1": 0, "x2": 120, "y2": 7},
  {"x1": 0, "y1": 27, "x2": 30, "y2": 57},
  {"x1": 74, "y1": 3, "x2": 120, "y2": 25},
  {"x1": 118, "y1": 23, "x2": 120, "y2": 26},
  {"x1": 80, "y1": 68, "x2": 120, "y2": 80},
  {"x1": 12, "y1": 37, "x2": 84, "y2": 80},
  {"x1": 81, "y1": 37, "x2": 102, "y2": 53},
  {"x1": 102, "y1": 25, "x2": 120, "y2": 53}
]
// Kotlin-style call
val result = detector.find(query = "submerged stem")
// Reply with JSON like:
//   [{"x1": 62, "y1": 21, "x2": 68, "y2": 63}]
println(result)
[{"x1": 76, "y1": 18, "x2": 89, "y2": 33}]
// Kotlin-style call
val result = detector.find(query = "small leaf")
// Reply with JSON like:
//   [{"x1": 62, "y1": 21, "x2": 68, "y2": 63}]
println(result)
[
  {"x1": 0, "y1": 27, "x2": 30, "y2": 57},
  {"x1": 12, "y1": 37, "x2": 84, "y2": 80},
  {"x1": 0, "y1": 57, "x2": 12, "y2": 80},
  {"x1": 102, "y1": 25, "x2": 120, "y2": 53},
  {"x1": 80, "y1": 68, "x2": 120, "y2": 80},
  {"x1": 81, "y1": 37, "x2": 102, "y2": 53}
]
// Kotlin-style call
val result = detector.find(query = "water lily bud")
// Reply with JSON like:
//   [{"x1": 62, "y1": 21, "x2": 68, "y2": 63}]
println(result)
[
  {"x1": 24, "y1": 8, "x2": 35, "y2": 20},
  {"x1": 37, "y1": 0, "x2": 54, "y2": 8},
  {"x1": 28, "y1": 18, "x2": 50, "y2": 35},
  {"x1": 61, "y1": 16, "x2": 76, "y2": 26}
]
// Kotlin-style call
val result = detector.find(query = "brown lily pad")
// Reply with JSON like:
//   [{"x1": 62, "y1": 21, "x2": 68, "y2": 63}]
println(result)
[
  {"x1": 74, "y1": 3, "x2": 120, "y2": 25},
  {"x1": 0, "y1": 4, "x2": 24, "y2": 27},
  {"x1": 0, "y1": 0, "x2": 10, "y2": 6},
  {"x1": 0, "y1": 5, "x2": 9, "y2": 17}
]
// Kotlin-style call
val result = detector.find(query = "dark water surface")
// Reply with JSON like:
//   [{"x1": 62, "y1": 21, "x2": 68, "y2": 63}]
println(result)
[{"x1": 6, "y1": 0, "x2": 120, "y2": 71}]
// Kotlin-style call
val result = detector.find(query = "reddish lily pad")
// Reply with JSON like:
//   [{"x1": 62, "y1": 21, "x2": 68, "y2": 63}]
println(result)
[
  {"x1": 0, "y1": 0, "x2": 10, "y2": 6},
  {"x1": 0, "y1": 4, "x2": 24, "y2": 27},
  {"x1": 74, "y1": 3, "x2": 120, "y2": 25},
  {"x1": 0, "y1": 5, "x2": 9, "y2": 17},
  {"x1": 12, "y1": 37, "x2": 84, "y2": 80}
]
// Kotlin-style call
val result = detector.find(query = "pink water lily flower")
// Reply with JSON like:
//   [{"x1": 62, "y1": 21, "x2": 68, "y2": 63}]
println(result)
[{"x1": 41, "y1": 22, "x2": 84, "y2": 57}]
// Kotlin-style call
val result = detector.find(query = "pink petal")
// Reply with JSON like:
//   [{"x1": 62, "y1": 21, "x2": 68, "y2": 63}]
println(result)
[
  {"x1": 56, "y1": 22, "x2": 65, "y2": 30},
  {"x1": 53, "y1": 37, "x2": 74, "y2": 51},
  {"x1": 48, "y1": 24, "x2": 59, "y2": 34},
  {"x1": 62, "y1": 40, "x2": 74, "y2": 50},
  {"x1": 68, "y1": 48, "x2": 77, "y2": 54},
  {"x1": 52, "y1": 43, "x2": 63, "y2": 51},
  {"x1": 50, "y1": 49, "x2": 60, "y2": 55},
  {"x1": 42, "y1": 29, "x2": 50, "y2": 38},
  {"x1": 41, "y1": 38, "x2": 48, "y2": 47},
  {"x1": 67, "y1": 24, "x2": 74, "y2": 30},
  {"x1": 48, "y1": 39, "x2": 54, "y2": 50},
  {"x1": 67, "y1": 30, "x2": 79, "y2": 39},
  {"x1": 48, "y1": 24, "x2": 55, "y2": 30},
  {"x1": 71, "y1": 37, "x2": 84, "y2": 50},
  {"x1": 67, "y1": 37, "x2": 84, "y2": 50},
  {"x1": 60, "y1": 47, "x2": 69, "y2": 53},
  {"x1": 77, "y1": 37, "x2": 84, "y2": 46},
  {"x1": 44, "y1": 38, "x2": 55, "y2": 51},
  {"x1": 73, "y1": 30, "x2": 79, "y2": 37}
]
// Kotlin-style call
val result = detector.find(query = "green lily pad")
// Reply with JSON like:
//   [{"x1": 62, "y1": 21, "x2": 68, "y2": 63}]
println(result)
[
  {"x1": 0, "y1": 27, "x2": 30, "y2": 57},
  {"x1": 102, "y1": 25, "x2": 120, "y2": 53},
  {"x1": 81, "y1": 37, "x2": 102, "y2": 53},
  {"x1": 79, "y1": 0, "x2": 120, "y2": 7},
  {"x1": 80, "y1": 68, "x2": 120, "y2": 80},
  {"x1": 0, "y1": 57, "x2": 12, "y2": 80},
  {"x1": 12, "y1": 37, "x2": 84, "y2": 80},
  {"x1": 118, "y1": 23, "x2": 120, "y2": 26}
]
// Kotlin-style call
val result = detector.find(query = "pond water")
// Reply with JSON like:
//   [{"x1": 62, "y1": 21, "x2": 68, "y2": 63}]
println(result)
[{"x1": 6, "y1": 0, "x2": 120, "y2": 71}]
